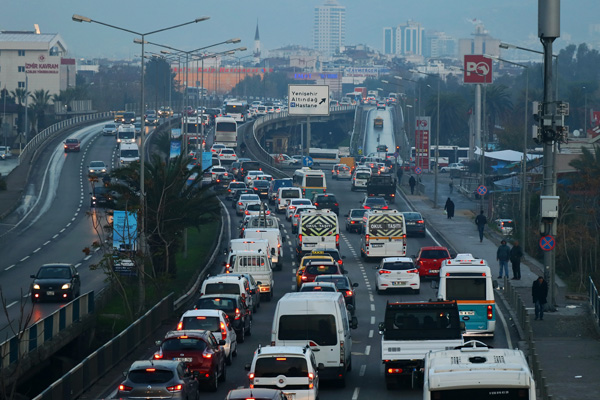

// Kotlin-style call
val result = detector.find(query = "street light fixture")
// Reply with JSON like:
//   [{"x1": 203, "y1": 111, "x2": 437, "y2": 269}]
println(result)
[{"x1": 73, "y1": 14, "x2": 210, "y2": 311}]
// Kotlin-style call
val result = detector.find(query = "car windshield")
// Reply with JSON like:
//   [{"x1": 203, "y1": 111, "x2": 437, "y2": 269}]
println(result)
[
  {"x1": 246, "y1": 204, "x2": 262, "y2": 211},
  {"x1": 195, "y1": 297, "x2": 236, "y2": 311},
  {"x1": 230, "y1": 183, "x2": 246, "y2": 189},
  {"x1": 37, "y1": 267, "x2": 71, "y2": 279},
  {"x1": 420, "y1": 250, "x2": 450, "y2": 259},
  {"x1": 316, "y1": 195, "x2": 337, "y2": 203},
  {"x1": 162, "y1": 337, "x2": 207, "y2": 352},
  {"x1": 382, "y1": 261, "x2": 415, "y2": 271},
  {"x1": 240, "y1": 195, "x2": 260, "y2": 201},
  {"x1": 367, "y1": 198, "x2": 386, "y2": 205},
  {"x1": 316, "y1": 276, "x2": 350, "y2": 289},
  {"x1": 350, "y1": 209, "x2": 367, "y2": 218},
  {"x1": 280, "y1": 189, "x2": 300, "y2": 198},
  {"x1": 300, "y1": 285, "x2": 336, "y2": 292},
  {"x1": 403, "y1": 213, "x2": 422, "y2": 220},
  {"x1": 204, "y1": 283, "x2": 240, "y2": 295},
  {"x1": 254, "y1": 356, "x2": 309, "y2": 377},
  {"x1": 121, "y1": 150, "x2": 138, "y2": 158},
  {"x1": 105, "y1": 124, "x2": 116, "y2": 129},
  {"x1": 128, "y1": 369, "x2": 174, "y2": 384},
  {"x1": 305, "y1": 264, "x2": 338, "y2": 275},
  {"x1": 254, "y1": 181, "x2": 270, "y2": 188},
  {"x1": 181, "y1": 316, "x2": 220, "y2": 332},
  {"x1": 66, "y1": 139, "x2": 78, "y2": 144},
  {"x1": 90, "y1": 162, "x2": 105, "y2": 168}
]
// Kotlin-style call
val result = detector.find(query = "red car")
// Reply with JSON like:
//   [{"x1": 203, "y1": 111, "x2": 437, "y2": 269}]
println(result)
[
  {"x1": 299, "y1": 261, "x2": 344, "y2": 287},
  {"x1": 63, "y1": 138, "x2": 81, "y2": 152},
  {"x1": 153, "y1": 330, "x2": 226, "y2": 391},
  {"x1": 414, "y1": 246, "x2": 451, "y2": 277}
]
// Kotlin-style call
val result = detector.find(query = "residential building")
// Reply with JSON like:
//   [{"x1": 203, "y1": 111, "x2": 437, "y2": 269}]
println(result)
[
  {"x1": 313, "y1": 0, "x2": 346, "y2": 57},
  {"x1": 423, "y1": 31, "x2": 457, "y2": 59},
  {"x1": 458, "y1": 23, "x2": 500, "y2": 60},
  {"x1": 382, "y1": 20, "x2": 425, "y2": 56}
]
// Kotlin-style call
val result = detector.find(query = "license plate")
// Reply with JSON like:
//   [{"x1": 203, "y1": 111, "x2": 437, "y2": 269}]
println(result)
[
  {"x1": 371, "y1": 243, "x2": 383, "y2": 248},
  {"x1": 392, "y1": 281, "x2": 406, "y2": 286},
  {"x1": 429, "y1": 269, "x2": 439, "y2": 273},
  {"x1": 459, "y1": 311, "x2": 475, "y2": 316},
  {"x1": 174, "y1": 357, "x2": 193, "y2": 362},
  {"x1": 407, "y1": 222, "x2": 415, "y2": 225},
  {"x1": 305, "y1": 243, "x2": 315, "y2": 247},
  {"x1": 46, "y1": 291, "x2": 55, "y2": 296}
]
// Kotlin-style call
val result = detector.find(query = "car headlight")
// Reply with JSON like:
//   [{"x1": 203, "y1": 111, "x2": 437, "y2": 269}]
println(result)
[
  {"x1": 90, "y1": 169, "x2": 95, "y2": 173},
  {"x1": 61, "y1": 283, "x2": 71, "y2": 290},
  {"x1": 33, "y1": 284, "x2": 40, "y2": 290},
  {"x1": 101, "y1": 169, "x2": 106, "y2": 172}
]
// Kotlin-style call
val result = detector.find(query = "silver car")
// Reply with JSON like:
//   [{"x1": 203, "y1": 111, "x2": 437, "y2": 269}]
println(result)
[
  {"x1": 236, "y1": 194, "x2": 260, "y2": 216},
  {"x1": 116, "y1": 360, "x2": 199, "y2": 399}
]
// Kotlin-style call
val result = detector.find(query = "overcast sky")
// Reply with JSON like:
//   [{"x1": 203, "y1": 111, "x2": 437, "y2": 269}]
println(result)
[{"x1": 3, "y1": 0, "x2": 598, "y2": 60}]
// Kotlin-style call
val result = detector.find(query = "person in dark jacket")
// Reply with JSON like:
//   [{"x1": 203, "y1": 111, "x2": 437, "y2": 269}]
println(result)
[
  {"x1": 496, "y1": 240, "x2": 510, "y2": 279},
  {"x1": 444, "y1": 197, "x2": 455, "y2": 219},
  {"x1": 510, "y1": 241, "x2": 524, "y2": 280},
  {"x1": 474, "y1": 210, "x2": 487, "y2": 243},
  {"x1": 409, "y1": 175, "x2": 416, "y2": 195},
  {"x1": 532, "y1": 276, "x2": 548, "y2": 320}
]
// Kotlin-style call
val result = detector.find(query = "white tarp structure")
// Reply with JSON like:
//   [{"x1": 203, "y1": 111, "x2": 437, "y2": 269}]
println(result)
[{"x1": 474, "y1": 148, "x2": 542, "y2": 162}]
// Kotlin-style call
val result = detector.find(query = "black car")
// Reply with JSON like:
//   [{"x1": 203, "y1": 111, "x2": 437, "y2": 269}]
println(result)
[
  {"x1": 314, "y1": 274, "x2": 359, "y2": 311},
  {"x1": 231, "y1": 189, "x2": 255, "y2": 208},
  {"x1": 194, "y1": 294, "x2": 252, "y2": 342},
  {"x1": 30, "y1": 263, "x2": 81, "y2": 302},
  {"x1": 403, "y1": 211, "x2": 426, "y2": 237},
  {"x1": 310, "y1": 248, "x2": 346, "y2": 270},
  {"x1": 252, "y1": 180, "x2": 271, "y2": 199},
  {"x1": 345, "y1": 208, "x2": 367, "y2": 233},
  {"x1": 90, "y1": 185, "x2": 115, "y2": 208},
  {"x1": 214, "y1": 172, "x2": 233, "y2": 191},
  {"x1": 311, "y1": 193, "x2": 339, "y2": 215}
]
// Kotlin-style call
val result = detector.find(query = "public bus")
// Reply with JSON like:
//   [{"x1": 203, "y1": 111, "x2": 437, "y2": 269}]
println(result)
[
  {"x1": 423, "y1": 341, "x2": 536, "y2": 399},
  {"x1": 437, "y1": 254, "x2": 496, "y2": 336},
  {"x1": 308, "y1": 148, "x2": 340, "y2": 166},
  {"x1": 411, "y1": 146, "x2": 469, "y2": 168},
  {"x1": 292, "y1": 167, "x2": 326, "y2": 198},
  {"x1": 224, "y1": 100, "x2": 249, "y2": 123},
  {"x1": 214, "y1": 116, "x2": 238, "y2": 148},
  {"x1": 344, "y1": 92, "x2": 362, "y2": 105}
]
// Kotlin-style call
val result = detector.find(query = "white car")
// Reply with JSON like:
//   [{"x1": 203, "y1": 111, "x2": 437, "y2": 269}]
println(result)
[
  {"x1": 244, "y1": 201, "x2": 270, "y2": 217},
  {"x1": 219, "y1": 148, "x2": 238, "y2": 162},
  {"x1": 299, "y1": 281, "x2": 338, "y2": 292},
  {"x1": 440, "y1": 163, "x2": 467, "y2": 173},
  {"x1": 291, "y1": 205, "x2": 317, "y2": 233},
  {"x1": 209, "y1": 166, "x2": 228, "y2": 182},
  {"x1": 244, "y1": 170, "x2": 265, "y2": 185},
  {"x1": 236, "y1": 194, "x2": 261, "y2": 216},
  {"x1": 286, "y1": 198, "x2": 313, "y2": 220},
  {"x1": 177, "y1": 309, "x2": 237, "y2": 365},
  {"x1": 255, "y1": 174, "x2": 273, "y2": 182},
  {"x1": 211, "y1": 143, "x2": 227, "y2": 153},
  {"x1": 271, "y1": 154, "x2": 300, "y2": 166},
  {"x1": 332, "y1": 164, "x2": 351, "y2": 180},
  {"x1": 375, "y1": 257, "x2": 420, "y2": 294}
]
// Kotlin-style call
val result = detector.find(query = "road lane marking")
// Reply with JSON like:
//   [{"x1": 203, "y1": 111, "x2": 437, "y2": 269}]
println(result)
[
  {"x1": 287, "y1": 241, "x2": 292, "y2": 246},
  {"x1": 66, "y1": 222, "x2": 71, "y2": 227},
  {"x1": 5, "y1": 264, "x2": 15, "y2": 271},
  {"x1": 370, "y1": 304, "x2": 375, "y2": 312},
  {"x1": 370, "y1": 316, "x2": 375, "y2": 325},
  {"x1": 72, "y1": 217, "x2": 76, "y2": 221},
  {"x1": 33, "y1": 247, "x2": 41, "y2": 253},
  {"x1": 7, "y1": 301, "x2": 17, "y2": 309},
  {"x1": 352, "y1": 387, "x2": 360, "y2": 400},
  {"x1": 60, "y1": 228, "x2": 66, "y2": 233},
  {"x1": 368, "y1": 329, "x2": 374, "y2": 338},
  {"x1": 359, "y1": 365, "x2": 366, "y2": 376},
  {"x1": 84, "y1": 255, "x2": 92, "y2": 260},
  {"x1": 53, "y1": 234, "x2": 59, "y2": 238},
  {"x1": 365, "y1": 345, "x2": 371, "y2": 356},
  {"x1": 75, "y1": 263, "x2": 82, "y2": 268},
  {"x1": 20, "y1": 256, "x2": 30, "y2": 262},
  {"x1": 43, "y1": 240, "x2": 51, "y2": 246}
]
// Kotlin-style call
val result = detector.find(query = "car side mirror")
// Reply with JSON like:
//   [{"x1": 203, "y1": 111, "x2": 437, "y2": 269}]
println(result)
[
  {"x1": 341, "y1": 255, "x2": 346, "y2": 259},
  {"x1": 344, "y1": 214, "x2": 349, "y2": 217},
  {"x1": 122, "y1": 370, "x2": 128, "y2": 377},
  {"x1": 352, "y1": 282, "x2": 359, "y2": 288},
  {"x1": 318, "y1": 363, "x2": 325, "y2": 371},
  {"x1": 155, "y1": 340, "x2": 162, "y2": 346},
  {"x1": 378, "y1": 322, "x2": 385, "y2": 332},
  {"x1": 256, "y1": 281, "x2": 262, "y2": 285},
  {"x1": 30, "y1": 274, "x2": 36, "y2": 279},
  {"x1": 218, "y1": 339, "x2": 226, "y2": 346}
]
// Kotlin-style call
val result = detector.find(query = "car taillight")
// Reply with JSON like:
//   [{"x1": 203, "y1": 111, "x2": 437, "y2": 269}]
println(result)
[
  {"x1": 220, "y1": 321, "x2": 227, "y2": 340},
  {"x1": 335, "y1": 203, "x2": 339, "y2": 206},
  {"x1": 294, "y1": 214, "x2": 299, "y2": 218},
  {"x1": 338, "y1": 259, "x2": 343, "y2": 265},
  {"x1": 299, "y1": 234, "x2": 302, "y2": 244},
  {"x1": 245, "y1": 211, "x2": 249, "y2": 215},
  {"x1": 202, "y1": 350, "x2": 213, "y2": 359},
  {"x1": 418, "y1": 220, "x2": 424, "y2": 224},
  {"x1": 119, "y1": 384, "x2": 133, "y2": 392},
  {"x1": 487, "y1": 305, "x2": 493, "y2": 320},
  {"x1": 364, "y1": 206, "x2": 370, "y2": 209},
  {"x1": 336, "y1": 234, "x2": 339, "y2": 246},
  {"x1": 314, "y1": 203, "x2": 318, "y2": 207},
  {"x1": 365, "y1": 234, "x2": 370, "y2": 245},
  {"x1": 176, "y1": 321, "x2": 183, "y2": 330},
  {"x1": 249, "y1": 372, "x2": 255, "y2": 387},
  {"x1": 308, "y1": 372, "x2": 315, "y2": 389},
  {"x1": 382, "y1": 206, "x2": 389, "y2": 209},
  {"x1": 301, "y1": 275, "x2": 308, "y2": 281},
  {"x1": 345, "y1": 290, "x2": 353, "y2": 297},
  {"x1": 238, "y1": 202, "x2": 243, "y2": 206},
  {"x1": 408, "y1": 269, "x2": 419, "y2": 274},
  {"x1": 235, "y1": 308, "x2": 242, "y2": 320},
  {"x1": 378, "y1": 269, "x2": 391, "y2": 274},
  {"x1": 167, "y1": 384, "x2": 183, "y2": 392}
]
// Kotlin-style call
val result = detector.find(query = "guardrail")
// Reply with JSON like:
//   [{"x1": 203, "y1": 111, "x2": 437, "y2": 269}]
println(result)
[
  {"x1": 590, "y1": 276, "x2": 600, "y2": 329},
  {"x1": 33, "y1": 293, "x2": 174, "y2": 400},
  {"x1": 0, "y1": 291, "x2": 95, "y2": 371},
  {"x1": 18, "y1": 112, "x2": 112, "y2": 165}
]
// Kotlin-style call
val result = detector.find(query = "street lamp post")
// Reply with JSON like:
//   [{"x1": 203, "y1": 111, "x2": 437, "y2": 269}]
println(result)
[
  {"x1": 583, "y1": 86, "x2": 587, "y2": 135},
  {"x1": 73, "y1": 14, "x2": 210, "y2": 311}
]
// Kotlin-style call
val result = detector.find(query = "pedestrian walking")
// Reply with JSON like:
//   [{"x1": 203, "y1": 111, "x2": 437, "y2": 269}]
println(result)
[
  {"x1": 474, "y1": 210, "x2": 487, "y2": 243},
  {"x1": 396, "y1": 167, "x2": 403, "y2": 184},
  {"x1": 444, "y1": 197, "x2": 455, "y2": 219},
  {"x1": 510, "y1": 240, "x2": 524, "y2": 280},
  {"x1": 496, "y1": 240, "x2": 510, "y2": 279},
  {"x1": 409, "y1": 175, "x2": 416, "y2": 195},
  {"x1": 532, "y1": 276, "x2": 548, "y2": 320},
  {"x1": 449, "y1": 177, "x2": 454, "y2": 193}
]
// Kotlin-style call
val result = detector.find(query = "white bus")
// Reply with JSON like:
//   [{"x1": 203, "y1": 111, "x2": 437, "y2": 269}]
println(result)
[
  {"x1": 423, "y1": 341, "x2": 536, "y2": 400},
  {"x1": 214, "y1": 117, "x2": 238, "y2": 148},
  {"x1": 224, "y1": 100, "x2": 249, "y2": 122},
  {"x1": 309, "y1": 148, "x2": 340, "y2": 166},
  {"x1": 292, "y1": 167, "x2": 326, "y2": 198}
]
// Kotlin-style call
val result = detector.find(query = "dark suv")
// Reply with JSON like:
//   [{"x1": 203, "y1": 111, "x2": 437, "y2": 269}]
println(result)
[
  {"x1": 194, "y1": 294, "x2": 252, "y2": 341},
  {"x1": 311, "y1": 193, "x2": 339, "y2": 215}
]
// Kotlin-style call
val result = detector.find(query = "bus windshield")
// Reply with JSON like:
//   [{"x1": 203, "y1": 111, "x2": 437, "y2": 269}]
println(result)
[
  {"x1": 445, "y1": 278, "x2": 487, "y2": 300},
  {"x1": 306, "y1": 176, "x2": 324, "y2": 187},
  {"x1": 216, "y1": 121, "x2": 237, "y2": 132}
]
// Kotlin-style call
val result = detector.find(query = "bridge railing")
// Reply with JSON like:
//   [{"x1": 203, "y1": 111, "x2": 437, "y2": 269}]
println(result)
[
  {"x1": 0, "y1": 291, "x2": 95, "y2": 371},
  {"x1": 18, "y1": 112, "x2": 112, "y2": 165},
  {"x1": 590, "y1": 276, "x2": 600, "y2": 329}
]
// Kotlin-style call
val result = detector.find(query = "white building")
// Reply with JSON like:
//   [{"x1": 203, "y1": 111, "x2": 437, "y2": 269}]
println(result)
[
  {"x1": 383, "y1": 20, "x2": 425, "y2": 56},
  {"x1": 313, "y1": 0, "x2": 346, "y2": 57},
  {"x1": 423, "y1": 31, "x2": 457, "y2": 59},
  {"x1": 458, "y1": 23, "x2": 500, "y2": 60},
  {"x1": 0, "y1": 29, "x2": 74, "y2": 97}
]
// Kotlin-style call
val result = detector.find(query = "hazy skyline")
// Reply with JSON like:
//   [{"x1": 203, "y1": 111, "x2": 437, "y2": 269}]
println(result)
[{"x1": 3, "y1": 0, "x2": 599, "y2": 60}]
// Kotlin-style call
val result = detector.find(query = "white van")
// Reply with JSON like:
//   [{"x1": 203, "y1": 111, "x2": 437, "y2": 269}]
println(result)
[
  {"x1": 243, "y1": 228, "x2": 283, "y2": 270},
  {"x1": 231, "y1": 250, "x2": 274, "y2": 301},
  {"x1": 270, "y1": 292, "x2": 357, "y2": 384},
  {"x1": 277, "y1": 187, "x2": 303, "y2": 212},
  {"x1": 200, "y1": 274, "x2": 254, "y2": 311},
  {"x1": 351, "y1": 168, "x2": 371, "y2": 191},
  {"x1": 116, "y1": 124, "x2": 136, "y2": 145},
  {"x1": 226, "y1": 238, "x2": 271, "y2": 271},
  {"x1": 119, "y1": 143, "x2": 140, "y2": 165}
]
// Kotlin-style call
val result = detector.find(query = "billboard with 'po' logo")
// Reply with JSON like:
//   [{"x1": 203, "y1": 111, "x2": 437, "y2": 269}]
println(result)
[{"x1": 463, "y1": 55, "x2": 493, "y2": 84}]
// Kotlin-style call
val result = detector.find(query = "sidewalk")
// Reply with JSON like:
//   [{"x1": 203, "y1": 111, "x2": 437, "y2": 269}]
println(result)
[{"x1": 400, "y1": 172, "x2": 600, "y2": 400}]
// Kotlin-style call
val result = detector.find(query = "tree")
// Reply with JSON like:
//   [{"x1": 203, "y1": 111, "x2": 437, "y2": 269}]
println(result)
[
  {"x1": 425, "y1": 92, "x2": 470, "y2": 146},
  {"x1": 28, "y1": 89, "x2": 51, "y2": 134}
]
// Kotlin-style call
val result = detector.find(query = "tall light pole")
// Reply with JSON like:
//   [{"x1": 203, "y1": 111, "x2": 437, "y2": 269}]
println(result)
[
  {"x1": 583, "y1": 86, "x2": 587, "y2": 135},
  {"x1": 485, "y1": 55, "x2": 529, "y2": 249},
  {"x1": 73, "y1": 14, "x2": 210, "y2": 312}
]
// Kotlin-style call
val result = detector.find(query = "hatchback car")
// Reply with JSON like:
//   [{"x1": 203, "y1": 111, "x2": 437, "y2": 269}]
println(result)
[
  {"x1": 345, "y1": 208, "x2": 367, "y2": 233},
  {"x1": 299, "y1": 281, "x2": 338, "y2": 292},
  {"x1": 244, "y1": 170, "x2": 266, "y2": 185},
  {"x1": 311, "y1": 193, "x2": 339, "y2": 215},
  {"x1": 226, "y1": 181, "x2": 247, "y2": 200},
  {"x1": 286, "y1": 198, "x2": 313, "y2": 220},
  {"x1": 153, "y1": 330, "x2": 226, "y2": 392},
  {"x1": 30, "y1": 263, "x2": 81, "y2": 302},
  {"x1": 236, "y1": 194, "x2": 261, "y2": 215},
  {"x1": 375, "y1": 257, "x2": 420, "y2": 294},
  {"x1": 414, "y1": 246, "x2": 451, "y2": 278},
  {"x1": 295, "y1": 255, "x2": 335, "y2": 290},
  {"x1": 102, "y1": 123, "x2": 117, "y2": 136},
  {"x1": 231, "y1": 189, "x2": 255, "y2": 208},
  {"x1": 90, "y1": 185, "x2": 114, "y2": 208},
  {"x1": 177, "y1": 309, "x2": 237, "y2": 365},
  {"x1": 194, "y1": 294, "x2": 252, "y2": 341},
  {"x1": 299, "y1": 261, "x2": 344, "y2": 288},
  {"x1": 117, "y1": 360, "x2": 199, "y2": 400},
  {"x1": 209, "y1": 166, "x2": 228, "y2": 182},
  {"x1": 251, "y1": 180, "x2": 271, "y2": 199},
  {"x1": 495, "y1": 218, "x2": 514, "y2": 236},
  {"x1": 63, "y1": 138, "x2": 81, "y2": 152},
  {"x1": 219, "y1": 148, "x2": 238, "y2": 163},
  {"x1": 361, "y1": 196, "x2": 388, "y2": 210},
  {"x1": 88, "y1": 161, "x2": 108, "y2": 177},
  {"x1": 244, "y1": 201, "x2": 270, "y2": 217},
  {"x1": 403, "y1": 211, "x2": 426, "y2": 237}
]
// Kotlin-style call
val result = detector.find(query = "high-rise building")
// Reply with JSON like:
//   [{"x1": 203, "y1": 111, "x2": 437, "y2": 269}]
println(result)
[
  {"x1": 313, "y1": 0, "x2": 346, "y2": 57},
  {"x1": 458, "y1": 23, "x2": 500, "y2": 59},
  {"x1": 382, "y1": 20, "x2": 424, "y2": 56},
  {"x1": 423, "y1": 31, "x2": 457, "y2": 58}
]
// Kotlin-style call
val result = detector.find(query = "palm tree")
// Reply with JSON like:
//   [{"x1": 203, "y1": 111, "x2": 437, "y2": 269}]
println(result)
[
  {"x1": 483, "y1": 85, "x2": 512, "y2": 145},
  {"x1": 425, "y1": 92, "x2": 470, "y2": 146},
  {"x1": 29, "y1": 89, "x2": 51, "y2": 134}
]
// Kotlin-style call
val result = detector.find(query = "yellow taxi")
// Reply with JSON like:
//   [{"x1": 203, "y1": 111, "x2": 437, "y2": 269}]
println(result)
[{"x1": 296, "y1": 253, "x2": 335, "y2": 290}]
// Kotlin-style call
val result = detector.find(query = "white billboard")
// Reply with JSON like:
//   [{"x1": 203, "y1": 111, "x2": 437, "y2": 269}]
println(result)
[{"x1": 288, "y1": 85, "x2": 330, "y2": 116}]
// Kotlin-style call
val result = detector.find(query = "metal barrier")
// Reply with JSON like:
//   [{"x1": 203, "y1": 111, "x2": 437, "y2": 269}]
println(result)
[
  {"x1": 18, "y1": 112, "x2": 112, "y2": 165},
  {"x1": 0, "y1": 291, "x2": 95, "y2": 370},
  {"x1": 590, "y1": 276, "x2": 600, "y2": 329},
  {"x1": 32, "y1": 293, "x2": 174, "y2": 400}
]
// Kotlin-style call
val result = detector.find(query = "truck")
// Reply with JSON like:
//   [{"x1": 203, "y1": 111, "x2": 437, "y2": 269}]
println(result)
[
  {"x1": 378, "y1": 301, "x2": 464, "y2": 389},
  {"x1": 367, "y1": 173, "x2": 396, "y2": 203},
  {"x1": 231, "y1": 250, "x2": 274, "y2": 301},
  {"x1": 355, "y1": 87, "x2": 367, "y2": 102},
  {"x1": 374, "y1": 116, "x2": 383, "y2": 129},
  {"x1": 367, "y1": 89, "x2": 379, "y2": 99}
]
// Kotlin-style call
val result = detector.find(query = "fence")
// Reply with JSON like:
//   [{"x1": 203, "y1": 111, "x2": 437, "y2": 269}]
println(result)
[
  {"x1": 18, "y1": 112, "x2": 112, "y2": 165},
  {"x1": 0, "y1": 291, "x2": 95, "y2": 371},
  {"x1": 32, "y1": 293, "x2": 174, "y2": 400},
  {"x1": 590, "y1": 276, "x2": 600, "y2": 329}
]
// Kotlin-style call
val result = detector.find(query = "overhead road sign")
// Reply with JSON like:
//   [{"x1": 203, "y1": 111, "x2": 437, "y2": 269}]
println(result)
[{"x1": 288, "y1": 85, "x2": 330, "y2": 116}]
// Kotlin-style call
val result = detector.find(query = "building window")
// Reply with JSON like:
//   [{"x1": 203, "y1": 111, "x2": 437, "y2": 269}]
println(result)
[
  {"x1": 18, "y1": 81, "x2": 26, "y2": 88},
  {"x1": 18, "y1": 66, "x2": 25, "y2": 72},
  {"x1": 18, "y1": 50, "x2": 25, "y2": 56}
]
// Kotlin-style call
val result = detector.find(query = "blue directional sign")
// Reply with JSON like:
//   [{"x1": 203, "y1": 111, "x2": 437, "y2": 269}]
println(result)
[
  {"x1": 539, "y1": 235, "x2": 555, "y2": 251},
  {"x1": 302, "y1": 156, "x2": 314, "y2": 167},
  {"x1": 477, "y1": 185, "x2": 488, "y2": 196}
]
